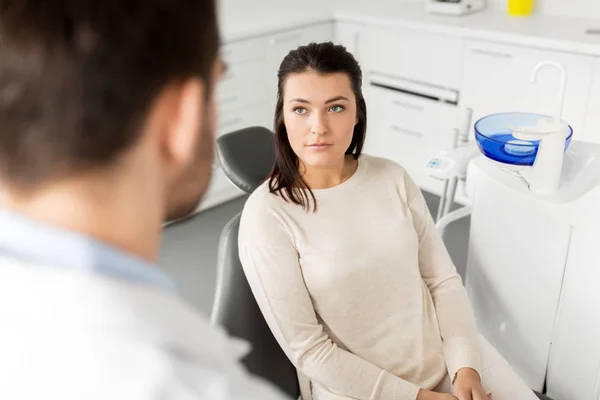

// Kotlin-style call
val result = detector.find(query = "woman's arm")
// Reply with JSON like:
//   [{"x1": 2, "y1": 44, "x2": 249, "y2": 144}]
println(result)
[
  {"x1": 238, "y1": 198, "x2": 421, "y2": 400},
  {"x1": 402, "y1": 171, "x2": 482, "y2": 383}
]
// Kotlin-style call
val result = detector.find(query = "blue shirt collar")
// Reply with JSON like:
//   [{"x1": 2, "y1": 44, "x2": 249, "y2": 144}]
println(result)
[{"x1": 0, "y1": 209, "x2": 177, "y2": 292}]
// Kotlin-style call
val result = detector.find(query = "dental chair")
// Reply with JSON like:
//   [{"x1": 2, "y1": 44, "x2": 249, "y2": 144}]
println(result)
[
  {"x1": 209, "y1": 126, "x2": 552, "y2": 400},
  {"x1": 209, "y1": 126, "x2": 301, "y2": 399}
]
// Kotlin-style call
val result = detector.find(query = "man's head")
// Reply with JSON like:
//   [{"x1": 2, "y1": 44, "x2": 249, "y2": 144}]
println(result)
[{"x1": 0, "y1": 0, "x2": 221, "y2": 222}]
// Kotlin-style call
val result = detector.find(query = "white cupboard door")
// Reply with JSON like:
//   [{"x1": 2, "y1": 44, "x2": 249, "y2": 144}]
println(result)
[{"x1": 334, "y1": 21, "x2": 364, "y2": 62}]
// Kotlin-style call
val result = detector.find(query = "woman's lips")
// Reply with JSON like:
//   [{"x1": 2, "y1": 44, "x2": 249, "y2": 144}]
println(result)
[{"x1": 307, "y1": 143, "x2": 332, "y2": 150}]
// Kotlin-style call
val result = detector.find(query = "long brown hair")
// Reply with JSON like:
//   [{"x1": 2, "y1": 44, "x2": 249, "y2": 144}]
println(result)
[{"x1": 268, "y1": 41, "x2": 367, "y2": 211}]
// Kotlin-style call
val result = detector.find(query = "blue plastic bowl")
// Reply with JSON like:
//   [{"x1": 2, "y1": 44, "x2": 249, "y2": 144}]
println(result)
[{"x1": 474, "y1": 112, "x2": 573, "y2": 166}]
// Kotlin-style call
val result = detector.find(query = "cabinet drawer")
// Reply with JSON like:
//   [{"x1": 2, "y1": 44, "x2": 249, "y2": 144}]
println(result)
[
  {"x1": 360, "y1": 27, "x2": 462, "y2": 89},
  {"x1": 364, "y1": 81, "x2": 457, "y2": 194},
  {"x1": 217, "y1": 81, "x2": 266, "y2": 113},
  {"x1": 366, "y1": 75, "x2": 458, "y2": 138},
  {"x1": 219, "y1": 59, "x2": 266, "y2": 94},
  {"x1": 365, "y1": 113, "x2": 450, "y2": 195},
  {"x1": 218, "y1": 103, "x2": 269, "y2": 137},
  {"x1": 221, "y1": 36, "x2": 267, "y2": 65}
]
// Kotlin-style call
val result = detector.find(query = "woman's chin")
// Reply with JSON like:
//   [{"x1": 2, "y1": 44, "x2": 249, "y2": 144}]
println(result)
[{"x1": 301, "y1": 152, "x2": 342, "y2": 168}]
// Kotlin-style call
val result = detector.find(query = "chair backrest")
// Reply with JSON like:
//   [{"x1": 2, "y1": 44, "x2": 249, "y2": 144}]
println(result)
[
  {"x1": 215, "y1": 125, "x2": 276, "y2": 193},
  {"x1": 210, "y1": 127, "x2": 300, "y2": 399}
]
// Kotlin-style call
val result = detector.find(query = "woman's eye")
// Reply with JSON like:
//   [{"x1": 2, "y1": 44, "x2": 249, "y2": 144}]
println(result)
[
  {"x1": 330, "y1": 105, "x2": 344, "y2": 113},
  {"x1": 293, "y1": 107, "x2": 307, "y2": 115}
]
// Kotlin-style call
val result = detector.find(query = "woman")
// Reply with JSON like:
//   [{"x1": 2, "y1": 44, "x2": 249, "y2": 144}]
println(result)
[{"x1": 238, "y1": 42, "x2": 536, "y2": 400}]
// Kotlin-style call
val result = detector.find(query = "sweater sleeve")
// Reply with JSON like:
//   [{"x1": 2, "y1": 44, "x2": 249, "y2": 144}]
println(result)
[
  {"x1": 402, "y1": 169, "x2": 482, "y2": 382},
  {"x1": 238, "y1": 195, "x2": 421, "y2": 400}
]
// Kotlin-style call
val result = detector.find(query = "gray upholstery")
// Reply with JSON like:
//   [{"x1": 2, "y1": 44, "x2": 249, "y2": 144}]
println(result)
[
  {"x1": 216, "y1": 126, "x2": 275, "y2": 194},
  {"x1": 210, "y1": 126, "x2": 299, "y2": 399},
  {"x1": 210, "y1": 126, "x2": 552, "y2": 400}
]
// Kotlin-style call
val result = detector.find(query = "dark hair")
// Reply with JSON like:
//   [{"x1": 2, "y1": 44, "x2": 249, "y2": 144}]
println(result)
[
  {"x1": 268, "y1": 41, "x2": 367, "y2": 211},
  {"x1": 0, "y1": 0, "x2": 219, "y2": 190}
]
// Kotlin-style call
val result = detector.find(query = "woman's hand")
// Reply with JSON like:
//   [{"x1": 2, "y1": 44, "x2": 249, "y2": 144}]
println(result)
[{"x1": 453, "y1": 368, "x2": 492, "y2": 400}]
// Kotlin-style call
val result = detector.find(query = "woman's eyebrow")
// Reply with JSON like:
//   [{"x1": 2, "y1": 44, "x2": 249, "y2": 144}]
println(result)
[
  {"x1": 288, "y1": 96, "x2": 350, "y2": 104},
  {"x1": 325, "y1": 96, "x2": 350, "y2": 104}
]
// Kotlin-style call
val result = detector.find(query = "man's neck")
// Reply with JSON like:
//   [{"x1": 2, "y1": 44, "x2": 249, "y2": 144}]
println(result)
[{"x1": 1, "y1": 177, "x2": 162, "y2": 262}]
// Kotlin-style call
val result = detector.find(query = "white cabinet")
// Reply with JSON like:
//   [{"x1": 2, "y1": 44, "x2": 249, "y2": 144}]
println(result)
[
  {"x1": 465, "y1": 165, "x2": 573, "y2": 392},
  {"x1": 360, "y1": 26, "x2": 463, "y2": 90},
  {"x1": 218, "y1": 36, "x2": 270, "y2": 131},
  {"x1": 203, "y1": 37, "x2": 271, "y2": 214},
  {"x1": 221, "y1": 36, "x2": 267, "y2": 65},
  {"x1": 587, "y1": 58, "x2": 600, "y2": 110},
  {"x1": 217, "y1": 103, "x2": 266, "y2": 137},
  {"x1": 583, "y1": 110, "x2": 600, "y2": 145},
  {"x1": 334, "y1": 22, "x2": 364, "y2": 62},
  {"x1": 218, "y1": 58, "x2": 265, "y2": 95},
  {"x1": 460, "y1": 40, "x2": 595, "y2": 142},
  {"x1": 545, "y1": 225, "x2": 600, "y2": 400},
  {"x1": 217, "y1": 81, "x2": 266, "y2": 120},
  {"x1": 583, "y1": 57, "x2": 600, "y2": 144},
  {"x1": 364, "y1": 72, "x2": 459, "y2": 195},
  {"x1": 359, "y1": 26, "x2": 462, "y2": 195}
]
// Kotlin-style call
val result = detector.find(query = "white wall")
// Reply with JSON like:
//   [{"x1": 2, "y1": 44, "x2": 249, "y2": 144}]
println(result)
[{"x1": 487, "y1": 0, "x2": 600, "y2": 18}]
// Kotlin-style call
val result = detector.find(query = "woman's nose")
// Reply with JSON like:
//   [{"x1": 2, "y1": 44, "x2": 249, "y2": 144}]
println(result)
[{"x1": 310, "y1": 111, "x2": 328, "y2": 135}]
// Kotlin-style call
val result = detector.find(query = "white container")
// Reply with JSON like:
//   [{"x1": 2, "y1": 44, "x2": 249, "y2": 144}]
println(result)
[{"x1": 425, "y1": 0, "x2": 485, "y2": 16}]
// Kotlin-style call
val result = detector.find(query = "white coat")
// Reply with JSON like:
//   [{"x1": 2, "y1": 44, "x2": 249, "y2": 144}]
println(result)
[{"x1": 0, "y1": 256, "x2": 288, "y2": 400}]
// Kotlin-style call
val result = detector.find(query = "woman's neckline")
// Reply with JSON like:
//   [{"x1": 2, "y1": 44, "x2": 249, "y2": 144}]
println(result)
[{"x1": 309, "y1": 155, "x2": 367, "y2": 197}]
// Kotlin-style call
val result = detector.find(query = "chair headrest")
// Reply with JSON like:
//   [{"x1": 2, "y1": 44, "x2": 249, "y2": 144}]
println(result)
[{"x1": 216, "y1": 126, "x2": 275, "y2": 194}]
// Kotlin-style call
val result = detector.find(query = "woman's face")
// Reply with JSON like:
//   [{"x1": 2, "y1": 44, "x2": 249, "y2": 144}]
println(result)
[{"x1": 282, "y1": 71, "x2": 358, "y2": 169}]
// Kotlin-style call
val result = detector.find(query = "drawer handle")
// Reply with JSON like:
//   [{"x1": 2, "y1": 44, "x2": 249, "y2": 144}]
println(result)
[
  {"x1": 392, "y1": 100, "x2": 424, "y2": 112},
  {"x1": 269, "y1": 33, "x2": 303, "y2": 46},
  {"x1": 220, "y1": 116, "x2": 242, "y2": 128},
  {"x1": 390, "y1": 125, "x2": 424, "y2": 138},
  {"x1": 471, "y1": 48, "x2": 513, "y2": 59}
]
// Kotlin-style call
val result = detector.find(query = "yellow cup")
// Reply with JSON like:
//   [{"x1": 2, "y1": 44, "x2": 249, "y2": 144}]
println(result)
[{"x1": 508, "y1": 0, "x2": 535, "y2": 16}]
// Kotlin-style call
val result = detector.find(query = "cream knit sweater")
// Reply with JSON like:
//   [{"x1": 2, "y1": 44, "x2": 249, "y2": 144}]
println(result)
[{"x1": 238, "y1": 155, "x2": 481, "y2": 400}]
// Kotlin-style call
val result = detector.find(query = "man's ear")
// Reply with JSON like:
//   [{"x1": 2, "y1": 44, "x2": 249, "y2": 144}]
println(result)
[{"x1": 158, "y1": 78, "x2": 204, "y2": 167}]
